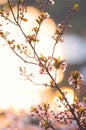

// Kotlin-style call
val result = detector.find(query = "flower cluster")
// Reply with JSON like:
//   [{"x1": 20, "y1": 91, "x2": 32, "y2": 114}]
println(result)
[
  {"x1": 31, "y1": 102, "x2": 56, "y2": 129},
  {"x1": 53, "y1": 57, "x2": 67, "y2": 72},
  {"x1": 31, "y1": 101, "x2": 84, "y2": 130},
  {"x1": 72, "y1": 101, "x2": 86, "y2": 129},
  {"x1": 36, "y1": 0, "x2": 55, "y2": 11},
  {"x1": 26, "y1": 34, "x2": 37, "y2": 43},
  {"x1": 52, "y1": 4, "x2": 79, "y2": 43},
  {"x1": 68, "y1": 71, "x2": 84, "y2": 89},
  {"x1": 25, "y1": 11, "x2": 50, "y2": 45},
  {"x1": 39, "y1": 60, "x2": 54, "y2": 74},
  {"x1": 30, "y1": 102, "x2": 73, "y2": 129},
  {"x1": 53, "y1": 28, "x2": 63, "y2": 42},
  {"x1": 39, "y1": 55, "x2": 52, "y2": 74},
  {"x1": 36, "y1": 12, "x2": 50, "y2": 25},
  {"x1": 39, "y1": 56, "x2": 67, "y2": 75}
]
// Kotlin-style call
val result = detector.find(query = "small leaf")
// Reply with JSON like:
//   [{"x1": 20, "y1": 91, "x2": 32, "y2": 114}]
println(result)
[
  {"x1": 19, "y1": 16, "x2": 28, "y2": 22},
  {"x1": 16, "y1": 44, "x2": 20, "y2": 49},
  {"x1": 36, "y1": 19, "x2": 41, "y2": 25},
  {"x1": 33, "y1": 27, "x2": 39, "y2": 32},
  {"x1": 73, "y1": 4, "x2": 79, "y2": 11}
]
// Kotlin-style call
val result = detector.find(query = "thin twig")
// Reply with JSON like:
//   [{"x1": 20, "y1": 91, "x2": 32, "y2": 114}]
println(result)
[
  {"x1": 12, "y1": 49, "x2": 38, "y2": 65},
  {"x1": 17, "y1": 0, "x2": 20, "y2": 23},
  {"x1": 45, "y1": 68, "x2": 83, "y2": 130},
  {"x1": 0, "y1": 13, "x2": 17, "y2": 25},
  {"x1": 7, "y1": 0, "x2": 17, "y2": 23},
  {"x1": 52, "y1": 41, "x2": 57, "y2": 57}
]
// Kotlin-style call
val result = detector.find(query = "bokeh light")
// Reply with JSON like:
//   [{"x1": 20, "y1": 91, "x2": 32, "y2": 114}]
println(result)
[
  {"x1": 0, "y1": 0, "x2": 7, "y2": 5},
  {"x1": 63, "y1": 34, "x2": 86, "y2": 64},
  {"x1": 40, "y1": 86, "x2": 74, "y2": 112},
  {"x1": 54, "y1": 86, "x2": 74, "y2": 111}
]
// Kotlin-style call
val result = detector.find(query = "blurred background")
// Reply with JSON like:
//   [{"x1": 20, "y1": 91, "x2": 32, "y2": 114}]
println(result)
[
  {"x1": 1, "y1": 0, "x2": 86, "y2": 85},
  {"x1": 25, "y1": 0, "x2": 86, "y2": 87},
  {"x1": 0, "y1": 0, "x2": 86, "y2": 130}
]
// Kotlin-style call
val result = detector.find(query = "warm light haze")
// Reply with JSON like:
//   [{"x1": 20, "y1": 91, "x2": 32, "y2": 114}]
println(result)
[
  {"x1": 0, "y1": 6, "x2": 64, "y2": 110},
  {"x1": 0, "y1": 0, "x2": 7, "y2": 5}
]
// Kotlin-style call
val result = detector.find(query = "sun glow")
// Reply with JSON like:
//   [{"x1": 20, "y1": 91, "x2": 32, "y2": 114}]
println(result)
[
  {"x1": 0, "y1": 0, "x2": 7, "y2": 5},
  {"x1": 0, "y1": 6, "x2": 64, "y2": 110},
  {"x1": 40, "y1": 86, "x2": 74, "y2": 112},
  {"x1": 54, "y1": 87, "x2": 74, "y2": 111}
]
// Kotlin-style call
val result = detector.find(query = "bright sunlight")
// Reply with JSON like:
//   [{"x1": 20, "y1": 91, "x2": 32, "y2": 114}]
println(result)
[{"x1": 0, "y1": 6, "x2": 64, "y2": 110}]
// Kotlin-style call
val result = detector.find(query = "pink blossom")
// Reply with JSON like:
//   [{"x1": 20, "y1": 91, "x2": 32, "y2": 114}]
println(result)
[
  {"x1": 39, "y1": 67, "x2": 45, "y2": 75},
  {"x1": 44, "y1": 12, "x2": 50, "y2": 19},
  {"x1": 60, "y1": 60, "x2": 67, "y2": 72},
  {"x1": 68, "y1": 71, "x2": 84, "y2": 89},
  {"x1": 47, "y1": 60, "x2": 54, "y2": 71},
  {"x1": 49, "y1": 0, "x2": 55, "y2": 5},
  {"x1": 25, "y1": 36, "x2": 30, "y2": 43}
]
